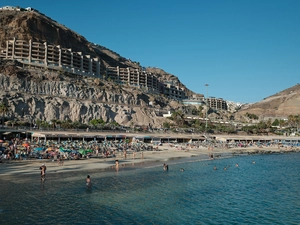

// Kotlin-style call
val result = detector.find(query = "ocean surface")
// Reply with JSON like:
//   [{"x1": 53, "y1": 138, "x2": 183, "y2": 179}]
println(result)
[{"x1": 0, "y1": 152, "x2": 299, "y2": 225}]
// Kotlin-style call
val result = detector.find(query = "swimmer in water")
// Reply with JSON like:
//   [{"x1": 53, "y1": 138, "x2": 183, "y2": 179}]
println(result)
[
  {"x1": 180, "y1": 168, "x2": 184, "y2": 172},
  {"x1": 86, "y1": 175, "x2": 92, "y2": 188},
  {"x1": 236, "y1": 163, "x2": 239, "y2": 167},
  {"x1": 252, "y1": 161, "x2": 256, "y2": 164},
  {"x1": 213, "y1": 166, "x2": 217, "y2": 170}
]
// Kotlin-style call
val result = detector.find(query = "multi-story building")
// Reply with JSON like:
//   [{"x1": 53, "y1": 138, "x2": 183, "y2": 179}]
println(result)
[
  {"x1": 183, "y1": 95, "x2": 227, "y2": 111},
  {"x1": 106, "y1": 66, "x2": 160, "y2": 92},
  {"x1": 162, "y1": 83, "x2": 185, "y2": 100},
  {"x1": 0, "y1": 38, "x2": 101, "y2": 77},
  {"x1": 207, "y1": 97, "x2": 227, "y2": 110},
  {"x1": 0, "y1": 6, "x2": 19, "y2": 11},
  {"x1": 0, "y1": 38, "x2": 217, "y2": 103}
]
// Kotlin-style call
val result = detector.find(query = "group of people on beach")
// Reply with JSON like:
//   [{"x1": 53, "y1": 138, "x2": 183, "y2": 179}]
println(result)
[{"x1": 0, "y1": 137, "x2": 32, "y2": 161}]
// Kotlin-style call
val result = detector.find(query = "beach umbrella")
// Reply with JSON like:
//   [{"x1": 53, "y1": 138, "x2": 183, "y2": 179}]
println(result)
[
  {"x1": 59, "y1": 148, "x2": 72, "y2": 153},
  {"x1": 33, "y1": 147, "x2": 44, "y2": 152},
  {"x1": 78, "y1": 149, "x2": 93, "y2": 155},
  {"x1": 22, "y1": 143, "x2": 30, "y2": 147},
  {"x1": 78, "y1": 149, "x2": 87, "y2": 155}
]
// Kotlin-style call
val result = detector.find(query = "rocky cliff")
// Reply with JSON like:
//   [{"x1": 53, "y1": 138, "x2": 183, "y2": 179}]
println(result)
[{"x1": 0, "y1": 59, "x2": 183, "y2": 127}]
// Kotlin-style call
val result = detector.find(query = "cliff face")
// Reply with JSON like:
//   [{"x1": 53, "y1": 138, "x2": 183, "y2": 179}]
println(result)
[{"x1": 0, "y1": 60, "x2": 174, "y2": 127}]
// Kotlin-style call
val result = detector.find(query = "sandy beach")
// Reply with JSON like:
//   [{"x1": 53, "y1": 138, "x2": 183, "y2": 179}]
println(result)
[{"x1": 1, "y1": 143, "x2": 298, "y2": 178}]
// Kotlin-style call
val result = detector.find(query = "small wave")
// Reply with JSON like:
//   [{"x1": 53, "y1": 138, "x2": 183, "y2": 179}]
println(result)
[{"x1": 144, "y1": 164, "x2": 162, "y2": 169}]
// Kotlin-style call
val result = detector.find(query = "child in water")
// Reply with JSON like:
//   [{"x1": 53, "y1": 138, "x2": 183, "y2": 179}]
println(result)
[
  {"x1": 40, "y1": 164, "x2": 46, "y2": 180},
  {"x1": 86, "y1": 175, "x2": 92, "y2": 188}
]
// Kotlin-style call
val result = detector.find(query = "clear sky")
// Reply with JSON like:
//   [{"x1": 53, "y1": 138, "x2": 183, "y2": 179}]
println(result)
[{"x1": 2, "y1": 0, "x2": 300, "y2": 103}]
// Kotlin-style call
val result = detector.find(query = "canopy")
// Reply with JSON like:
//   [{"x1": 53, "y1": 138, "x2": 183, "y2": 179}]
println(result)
[
  {"x1": 78, "y1": 149, "x2": 93, "y2": 155},
  {"x1": 31, "y1": 133, "x2": 46, "y2": 138}
]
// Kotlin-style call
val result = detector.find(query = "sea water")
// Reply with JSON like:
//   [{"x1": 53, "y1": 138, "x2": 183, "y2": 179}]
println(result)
[{"x1": 0, "y1": 153, "x2": 299, "y2": 225}]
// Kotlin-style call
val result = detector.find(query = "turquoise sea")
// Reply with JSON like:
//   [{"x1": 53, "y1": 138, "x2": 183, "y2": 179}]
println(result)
[{"x1": 0, "y1": 152, "x2": 299, "y2": 225}]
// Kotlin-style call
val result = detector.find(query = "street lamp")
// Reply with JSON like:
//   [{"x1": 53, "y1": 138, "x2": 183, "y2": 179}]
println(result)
[{"x1": 205, "y1": 84, "x2": 209, "y2": 132}]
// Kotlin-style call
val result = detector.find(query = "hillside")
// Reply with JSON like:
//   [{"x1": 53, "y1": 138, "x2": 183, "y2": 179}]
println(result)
[
  {"x1": 235, "y1": 84, "x2": 300, "y2": 120},
  {"x1": 0, "y1": 6, "x2": 299, "y2": 127},
  {"x1": 0, "y1": 7, "x2": 194, "y2": 97}
]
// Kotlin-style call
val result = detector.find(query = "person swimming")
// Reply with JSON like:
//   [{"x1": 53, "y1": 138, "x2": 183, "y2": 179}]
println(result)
[
  {"x1": 86, "y1": 175, "x2": 92, "y2": 188},
  {"x1": 236, "y1": 163, "x2": 239, "y2": 167},
  {"x1": 180, "y1": 168, "x2": 184, "y2": 172},
  {"x1": 213, "y1": 166, "x2": 217, "y2": 170}
]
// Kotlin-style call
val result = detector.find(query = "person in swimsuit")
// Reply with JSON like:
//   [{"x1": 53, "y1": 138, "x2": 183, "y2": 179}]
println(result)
[
  {"x1": 115, "y1": 160, "x2": 119, "y2": 172},
  {"x1": 163, "y1": 163, "x2": 169, "y2": 171},
  {"x1": 40, "y1": 164, "x2": 46, "y2": 180},
  {"x1": 86, "y1": 175, "x2": 92, "y2": 188}
]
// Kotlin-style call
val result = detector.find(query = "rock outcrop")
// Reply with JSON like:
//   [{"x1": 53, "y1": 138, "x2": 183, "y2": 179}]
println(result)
[{"x1": 0, "y1": 60, "x2": 175, "y2": 127}]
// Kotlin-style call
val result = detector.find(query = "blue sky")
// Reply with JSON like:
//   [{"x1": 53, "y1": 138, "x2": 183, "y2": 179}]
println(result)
[{"x1": 2, "y1": 0, "x2": 300, "y2": 103}]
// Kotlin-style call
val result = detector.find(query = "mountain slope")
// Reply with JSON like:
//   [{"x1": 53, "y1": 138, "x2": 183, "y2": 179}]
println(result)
[
  {"x1": 235, "y1": 84, "x2": 300, "y2": 119},
  {"x1": 0, "y1": 8, "x2": 194, "y2": 97}
]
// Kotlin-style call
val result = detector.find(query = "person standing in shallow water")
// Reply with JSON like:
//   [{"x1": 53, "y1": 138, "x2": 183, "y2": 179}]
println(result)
[
  {"x1": 115, "y1": 160, "x2": 119, "y2": 172},
  {"x1": 163, "y1": 163, "x2": 169, "y2": 171},
  {"x1": 40, "y1": 164, "x2": 46, "y2": 180}
]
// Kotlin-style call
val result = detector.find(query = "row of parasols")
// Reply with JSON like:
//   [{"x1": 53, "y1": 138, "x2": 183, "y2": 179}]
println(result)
[{"x1": 33, "y1": 147, "x2": 93, "y2": 156}]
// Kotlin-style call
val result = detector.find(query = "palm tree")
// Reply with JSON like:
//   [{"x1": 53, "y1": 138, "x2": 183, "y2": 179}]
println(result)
[
  {"x1": 0, "y1": 102, "x2": 9, "y2": 128},
  {"x1": 279, "y1": 119, "x2": 286, "y2": 129},
  {"x1": 171, "y1": 110, "x2": 185, "y2": 127},
  {"x1": 198, "y1": 105, "x2": 204, "y2": 118}
]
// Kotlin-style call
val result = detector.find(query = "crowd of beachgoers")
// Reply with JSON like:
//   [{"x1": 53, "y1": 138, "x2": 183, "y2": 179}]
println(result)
[
  {"x1": 0, "y1": 136, "x2": 299, "y2": 163},
  {"x1": 0, "y1": 137, "x2": 155, "y2": 162}
]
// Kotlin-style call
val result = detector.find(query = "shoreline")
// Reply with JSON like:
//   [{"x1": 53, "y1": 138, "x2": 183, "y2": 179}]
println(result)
[{"x1": 1, "y1": 144, "x2": 299, "y2": 178}]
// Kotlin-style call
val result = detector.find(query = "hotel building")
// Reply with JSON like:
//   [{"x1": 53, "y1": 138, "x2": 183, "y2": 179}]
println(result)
[
  {"x1": 0, "y1": 38, "x2": 187, "y2": 100},
  {"x1": 0, "y1": 38, "x2": 101, "y2": 77},
  {"x1": 106, "y1": 66, "x2": 160, "y2": 92}
]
